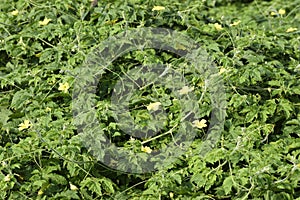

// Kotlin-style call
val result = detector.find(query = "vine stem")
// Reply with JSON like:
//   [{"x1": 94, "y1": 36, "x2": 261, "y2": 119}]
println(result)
[
  {"x1": 141, "y1": 111, "x2": 193, "y2": 145},
  {"x1": 141, "y1": 124, "x2": 178, "y2": 145}
]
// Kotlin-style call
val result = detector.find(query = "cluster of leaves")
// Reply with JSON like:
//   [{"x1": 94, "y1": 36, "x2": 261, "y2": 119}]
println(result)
[{"x1": 0, "y1": 0, "x2": 299, "y2": 199}]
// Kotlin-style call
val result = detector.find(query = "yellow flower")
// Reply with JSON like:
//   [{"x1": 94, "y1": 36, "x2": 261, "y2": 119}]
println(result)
[
  {"x1": 141, "y1": 146, "x2": 152, "y2": 153},
  {"x1": 2, "y1": 161, "x2": 7, "y2": 167},
  {"x1": 230, "y1": 20, "x2": 241, "y2": 26},
  {"x1": 38, "y1": 190, "x2": 43, "y2": 195},
  {"x1": 39, "y1": 17, "x2": 51, "y2": 26},
  {"x1": 214, "y1": 23, "x2": 223, "y2": 31},
  {"x1": 11, "y1": 10, "x2": 19, "y2": 16},
  {"x1": 4, "y1": 174, "x2": 10, "y2": 182},
  {"x1": 219, "y1": 67, "x2": 226, "y2": 74},
  {"x1": 45, "y1": 107, "x2": 51, "y2": 112},
  {"x1": 58, "y1": 82, "x2": 70, "y2": 93},
  {"x1": 18, "y1": 120, "x2": 31, "y2": 131},
  {"x1": 192, "y1": 119, "x2": 207, "y2": 129},
  {"x1": 270, "y1": 11, "x2": 277, "y2": 16},
  {"x1": 169, "y1": 192, "x2": 174, "y2": 198},
  {"x1": 278, "y1": 9, "x2": 286, "y2": 15},
  {"x1": 105, "y1": 19, "x2": 118, "y2": 25},
  {"x1": 178, "y1": 86, "x2": 194, "y2": 95},
  {"x1": 70, "y1": 183, "x2": 78, "y2": 191},
  {"x1": 146, "y1": 102, "x2": 161, "y2": 111},
  {"x1": 152, "y1": 6, "x2": 165, "y2": 11},
  {"x1": 35, "y1": 53, "x2": 41, "y2": 58},
  {"x1": 286, "y1": 27, "x2": 297, "y2": 33},
  {"x1": 197, "y1": 81, "x2": 204, "y2": 87}
]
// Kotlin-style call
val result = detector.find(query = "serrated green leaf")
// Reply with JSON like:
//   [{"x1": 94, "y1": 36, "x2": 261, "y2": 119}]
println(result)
[{"x1": 222, "y1": 176, "x2": 233, "y2": 195}]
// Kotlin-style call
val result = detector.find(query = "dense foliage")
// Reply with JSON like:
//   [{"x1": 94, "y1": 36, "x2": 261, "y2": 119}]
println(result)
[{"x1": 0, "y1": 0, "x2": 300, "y2": 199}]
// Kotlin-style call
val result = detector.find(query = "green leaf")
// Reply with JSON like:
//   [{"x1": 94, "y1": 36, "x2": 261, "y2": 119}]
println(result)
[
  {"x1": 278, "y1": 99, "x2": 293, "y2": 118},
  {"x1": 222, "y1": 176, "x2": 233, "y2": 195},
  {"x1": 53, "y1": 190, "x2": 80, "y2": 199},
  {"x1": 39, "y1": 48, "x2": 55, "y2": 63},
  {"x1": 10, "y1": 89, "x2": 32, "y2": 110},
  {"x1": 290, "y1": 87, "x2": 300, "y2": 95},
  {"x1": 46, "y1": 173, "x2": 67, "y2": 185},
  {"x1": 191, "y1": 173, "x2": 205, "y2": 188},
  {"x1": 80, "y1": 177, "x2": 102, "y2": 196},
  {"x1": 245, "y1": 108, "x2": 258, "y2": 123},
  {"x1": 172, "y1": 174, "x2": 182, "y2": 184},
  {"x1": 102, "y1": 179, "x2": 114, "y2": 193},
  {"x1": 0, "y1": 107, "x2": 12, "y2": 126}
]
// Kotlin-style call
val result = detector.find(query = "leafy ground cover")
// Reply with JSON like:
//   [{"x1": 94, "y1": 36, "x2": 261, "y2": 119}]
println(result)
[{"x1": 0, "y1": 0, "x2": 300, "y2": 199}]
